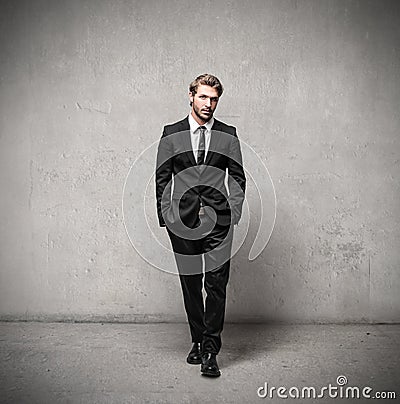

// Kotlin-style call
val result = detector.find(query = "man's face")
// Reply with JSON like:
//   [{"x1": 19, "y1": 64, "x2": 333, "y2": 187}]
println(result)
[{"x1": 189, "y1": 84, "x2": 219, "y2": 123}]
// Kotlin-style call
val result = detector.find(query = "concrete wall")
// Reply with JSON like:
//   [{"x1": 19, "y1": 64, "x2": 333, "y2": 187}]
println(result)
[{"x1": 0, "y1": 0, "x2": 399, "y2": 323}]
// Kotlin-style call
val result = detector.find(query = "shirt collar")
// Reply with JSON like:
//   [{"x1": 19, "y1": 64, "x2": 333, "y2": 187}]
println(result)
[{"x1": 188, "y1": 113, "x2": 214, "y2": 133}]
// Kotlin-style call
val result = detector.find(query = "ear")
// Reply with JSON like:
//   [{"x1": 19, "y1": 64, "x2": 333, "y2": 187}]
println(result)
[{"x1": 189, "y1": 91, "x2": 194, "y2": 104}]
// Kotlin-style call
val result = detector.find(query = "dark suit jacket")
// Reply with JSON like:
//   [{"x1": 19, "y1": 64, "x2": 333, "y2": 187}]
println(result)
[{"x1": 155, "y1": 116, "x2": 246, "y2": 230}]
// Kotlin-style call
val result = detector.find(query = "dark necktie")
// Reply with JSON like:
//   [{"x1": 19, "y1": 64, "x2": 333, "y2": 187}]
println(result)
[{"x1": 197, "y1": 126, "x2": 206, "y2": 165}]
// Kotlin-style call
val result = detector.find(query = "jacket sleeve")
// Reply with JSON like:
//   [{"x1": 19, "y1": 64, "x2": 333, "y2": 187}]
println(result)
[
  {"x1": 155, "y1": 130, "x2": 173, "y2": 227},
  {"x1": 227, "y1": 131, "x2": 246, "y2": 225}
]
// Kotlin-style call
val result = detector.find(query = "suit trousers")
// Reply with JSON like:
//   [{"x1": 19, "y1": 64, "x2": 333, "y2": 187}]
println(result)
[{"x1": 167, "y1": 216, "x2": 233, "y2": 354}]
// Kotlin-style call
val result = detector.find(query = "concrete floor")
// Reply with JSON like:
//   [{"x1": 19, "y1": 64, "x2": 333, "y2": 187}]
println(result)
[{"x1": 0, "y1": 323, "x2": 399, "y2": 404}]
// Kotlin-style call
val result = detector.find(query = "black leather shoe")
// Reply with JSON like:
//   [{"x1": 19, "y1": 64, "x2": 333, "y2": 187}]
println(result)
[
  {"x1": 201, "y1": 353, "x2": 221, "y2": 377},
  {"x1": 187, "y1": 342, "x2": 202, "y2": 365}
]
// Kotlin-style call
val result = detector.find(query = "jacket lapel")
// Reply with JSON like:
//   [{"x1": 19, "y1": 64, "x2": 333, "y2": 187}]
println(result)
[
  {"x1": 205, "y1": 119, "x2": 222, "y2": 165},
  {"x1": 178, "y1": 117, "x2": 196, "y2": 166},
  {"x1": 179, "y1": 116, "x2": 222, "y2": 166}
]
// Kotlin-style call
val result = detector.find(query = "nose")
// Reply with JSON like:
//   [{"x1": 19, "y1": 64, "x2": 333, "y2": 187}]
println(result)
[{"x1": 205, "y1": 98, "x2": 211, "y2": 107}]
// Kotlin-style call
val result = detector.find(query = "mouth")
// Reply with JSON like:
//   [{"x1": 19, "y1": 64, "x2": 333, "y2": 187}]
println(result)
[{"x1": 202, "y1": 110, "x2": 211, "y2": 115}]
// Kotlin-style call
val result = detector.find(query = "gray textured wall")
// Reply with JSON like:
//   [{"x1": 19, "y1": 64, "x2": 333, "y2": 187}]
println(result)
[{"x1": 0, "y1": 0, "x2": 399, "y2": 323}]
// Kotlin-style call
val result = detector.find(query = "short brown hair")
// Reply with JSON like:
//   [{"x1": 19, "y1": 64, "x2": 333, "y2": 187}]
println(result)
[{"x1": 189, "y1": 74, "x2": 224, "y2": 97}]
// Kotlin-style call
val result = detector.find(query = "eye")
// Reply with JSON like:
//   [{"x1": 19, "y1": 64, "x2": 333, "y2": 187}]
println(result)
[{"x1": 199, "y1": 95, "x2": 207, "y2": 99}]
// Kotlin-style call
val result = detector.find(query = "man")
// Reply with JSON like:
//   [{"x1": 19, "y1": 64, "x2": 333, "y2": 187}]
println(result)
[{"x1": 155, "y1": 74, "x2": 246, "y2": 377}]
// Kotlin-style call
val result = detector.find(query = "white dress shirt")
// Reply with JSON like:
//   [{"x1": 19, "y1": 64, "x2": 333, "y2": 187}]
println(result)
[{"x1": 188, "y1": 113, "x2": 214, "y2": 163}]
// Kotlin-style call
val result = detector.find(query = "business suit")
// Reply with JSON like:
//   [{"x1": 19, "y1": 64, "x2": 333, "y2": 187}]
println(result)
[{"x1": 155, "y1": 116, "x2": 246, "y2": 355}]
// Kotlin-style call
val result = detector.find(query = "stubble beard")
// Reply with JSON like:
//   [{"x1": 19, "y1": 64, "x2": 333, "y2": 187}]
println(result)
[{"x1": 193, "y1": 103, "x2": 213, "y2": 123}]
